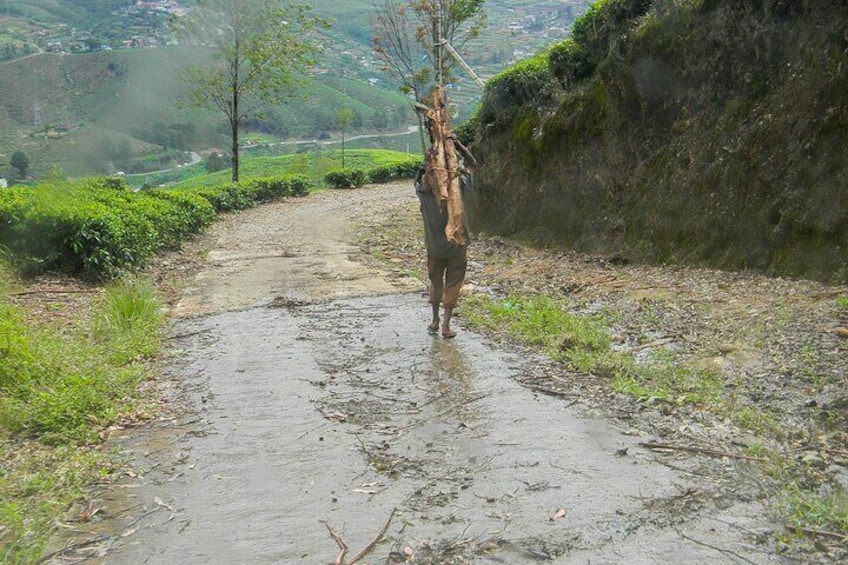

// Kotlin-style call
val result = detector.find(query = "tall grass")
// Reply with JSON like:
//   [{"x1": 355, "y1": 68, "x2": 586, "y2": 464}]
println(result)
[{"x1": 0, "y1": 270, "x2": 164, "y2": 563}]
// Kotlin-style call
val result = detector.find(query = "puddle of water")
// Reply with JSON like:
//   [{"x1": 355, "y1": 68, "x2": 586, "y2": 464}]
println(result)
[{"x1": 55, "y1": 294, "x2": 776, "y2": 564}]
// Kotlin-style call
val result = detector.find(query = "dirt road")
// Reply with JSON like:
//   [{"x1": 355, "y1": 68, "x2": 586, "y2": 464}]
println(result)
[{"x1": 47, "y1": 183, "x2": 787, "y2": 563}]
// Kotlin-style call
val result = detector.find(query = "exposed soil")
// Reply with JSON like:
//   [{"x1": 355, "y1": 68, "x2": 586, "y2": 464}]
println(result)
[{"x1": 35, "y1": 181, "x2": 848, "y2": 563}]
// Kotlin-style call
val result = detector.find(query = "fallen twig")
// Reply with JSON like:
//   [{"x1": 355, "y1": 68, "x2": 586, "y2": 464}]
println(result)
[
  {"x1": 348, "y1": 507, "x2": 396, "y2": 564},
  {"x1": 322, "y1": 507, "x2": 396, "y2": 565},
  {"x1": 167, "y1": 328, "x2": 213, "y2": 340},
  {"x1": 677, "y1": 530, "x2": 759, "y2": 565},
  {"x1": 35, "y1": 535, "x2": 112, "y2": 564},
  {"x1": 639, "y1": 442, "x2": 767, "y2": 462},
  {"x1": 395, "y1": 393, "x2": 491, "y2": 433},
  {"x1": 790, "y1": 525, "x2": 848, "y2": 542},
  {"x1": 323, "y1": 521, "x2": 349, "y2": 565},
  {"x1": 624, "y1": 337, "x2": 675, "y2": 353},
  {"x1": 816, "y1": 447, "x2": 848, "y2": 458},
  {"x1": 12, "y1": 289, "x2": 97, "y2": 296}
]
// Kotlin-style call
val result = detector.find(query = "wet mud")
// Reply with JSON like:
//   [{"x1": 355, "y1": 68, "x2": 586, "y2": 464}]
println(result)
[
  {"x1": 44, "y1": 185, "x2": 781, "y2": 564},
  {"x1": 57, "y1": 295, "x2": 778, "y2": 564}
]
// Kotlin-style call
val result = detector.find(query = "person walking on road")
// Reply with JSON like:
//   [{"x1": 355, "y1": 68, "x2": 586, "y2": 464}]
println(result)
[{"x1": 415, "y1": 142, "x2": 475, "y2": 338}]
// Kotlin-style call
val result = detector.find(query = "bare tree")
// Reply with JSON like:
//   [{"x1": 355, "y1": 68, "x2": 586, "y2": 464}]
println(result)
[
  {"x1": 175, "y1": 0, "x2": 329, "y2": 181},
  {"x1": 373, "y1": 0, "x2": 487, "y2": 153}
]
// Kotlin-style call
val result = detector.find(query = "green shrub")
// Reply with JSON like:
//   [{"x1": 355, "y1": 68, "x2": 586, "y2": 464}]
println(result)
[
  {"x1": 366, "y1": 159, "x2": 422, "y2": 184},
  {"x1": 147, "y1": 190, "x2": 217, "y2": 240},
  {"x1": 454, "y1": 113, "x2": 480, "y2": 147},
  {"x1": 571, "y1": 0, "x2": 653, "y2": 56},
  {"x1": 366, "y1": 166, "x2": 395, "y2": 184},
  {"x1": 189, "y1": 174, "x2": 311, "y2": 211},
  {"x1": 0, "y1": 174, "x2": 312, "y2": 280},
  {"x1": 245, "y1": 175, "x2": 311, "y2": 199},
  {"x1": 480, "y1": 51, "x2": 558, "y2": 127},
  {"x1": 549, "y1": 38, "x2": 598, "y2": 89},
  {"x1": 325, "y1": 169, "x2": 369, "y2": 188}
]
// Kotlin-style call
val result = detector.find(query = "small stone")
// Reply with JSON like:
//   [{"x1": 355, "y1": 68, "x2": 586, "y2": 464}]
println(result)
[
  {"x1": 800, "y1": 451, "x2": 822, "y2": 465},
  {"x1": 836, "y1": 327, "x2": 848, "y2": 338}
]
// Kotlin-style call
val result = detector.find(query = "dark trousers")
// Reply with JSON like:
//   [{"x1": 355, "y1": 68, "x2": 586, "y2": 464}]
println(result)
[{"x1": 427, "y1": 247, "x2": 467, "y2": 308}]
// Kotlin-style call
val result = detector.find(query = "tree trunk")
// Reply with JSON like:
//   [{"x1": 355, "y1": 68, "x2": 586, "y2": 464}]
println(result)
[{"x1": 231, "y1": 117, "x2": 240, "y2": 183}]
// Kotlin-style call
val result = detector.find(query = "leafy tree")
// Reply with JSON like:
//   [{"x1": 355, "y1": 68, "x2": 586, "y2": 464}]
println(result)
[
  {"x1": 373, "y1": 0, "x2": 486, "y2": 151},
  {"x1": 336, "y1": 107, "x2": 354, "y2": 169},
  {"x1": 174, "y1": 0, "x2": 329, "y2": 182},
  {"x1": 10, "y1": 151, "x2": 29, "y2": 179}
]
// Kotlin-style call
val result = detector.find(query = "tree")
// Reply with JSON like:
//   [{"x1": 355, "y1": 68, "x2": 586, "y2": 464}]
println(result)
[
  {"x1": 10, "y1": 151, "x2": 29, "y2": 179},
  {"x1": 335, "y1": 107, "x2": 354, "y2": 169},
  {"x1": 373, "y1": 0, "x2": 486, "y2": 152},
  {"x1": 174, "y1": 0, "x2": 329, "y2": 182}
]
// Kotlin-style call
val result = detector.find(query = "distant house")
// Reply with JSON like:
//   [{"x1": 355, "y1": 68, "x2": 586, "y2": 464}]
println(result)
[
  {"x1": 46, "y1": 40, "x2": 62, "y2": 53},
  {"x1": 0, "y1": 179, "x2": 7, "y2": 189}
]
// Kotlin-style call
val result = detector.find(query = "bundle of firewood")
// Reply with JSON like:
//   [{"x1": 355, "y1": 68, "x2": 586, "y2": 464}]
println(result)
[{"x1": 419, "y1": 86, "x2": 466, "y2": 247}]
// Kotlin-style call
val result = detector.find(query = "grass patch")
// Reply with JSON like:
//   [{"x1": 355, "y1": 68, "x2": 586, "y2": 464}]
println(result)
[
  {"x1": 462, "y1": 292, "x2": 723, "y2": 407},
  {"x1": 462, "y1": 293, "x2": 609, "y2": 361},
  {"x1": 0, "y1": 269, "x2": 164, "y2": 562},
  {"x1": 779, "y1": 486, "x2": 848, "y2": 538},
  {"x1": 0, "y1": 441, "x2": 107, "y2": 565},
  {"x1": 611, "y1": 359, "x2": 723, "y2": 406},
  {"x1": 837, "y1": 295, "x2": 848, "y2": 315},
  {"x1": 730, "y1": 405, "x2": 781, "y2": 437}
]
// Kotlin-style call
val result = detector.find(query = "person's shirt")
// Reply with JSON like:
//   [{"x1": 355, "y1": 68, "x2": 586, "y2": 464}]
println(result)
[{"x1": 415, "y1": 167, "x2": 471, "y2": 259}]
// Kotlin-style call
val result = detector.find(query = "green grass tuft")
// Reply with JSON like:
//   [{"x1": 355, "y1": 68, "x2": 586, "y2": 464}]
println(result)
[{"x1": 0, "y1": 273, "x2": 165, "y2": 562}]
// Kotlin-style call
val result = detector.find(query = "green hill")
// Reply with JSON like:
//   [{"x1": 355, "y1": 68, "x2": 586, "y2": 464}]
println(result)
[
  {"x1": 0, "y1": 47, "x2": 414, "y2": 178},
  {"x1": 0, "y1": 1, "x2": 591, "y2": 180},
  {"x1": 468, "y1": 0, "x2": 848, "y2": 284}
]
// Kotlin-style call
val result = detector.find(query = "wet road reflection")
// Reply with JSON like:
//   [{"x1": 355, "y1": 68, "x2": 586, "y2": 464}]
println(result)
[{"x1": 67, "y1": 293, "x2": 775, "y2": 564}]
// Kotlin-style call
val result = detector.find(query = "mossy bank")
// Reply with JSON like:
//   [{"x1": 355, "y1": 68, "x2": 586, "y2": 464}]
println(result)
[{"x1": 468, "y1": 0, "x2": 848, "y2": 283}]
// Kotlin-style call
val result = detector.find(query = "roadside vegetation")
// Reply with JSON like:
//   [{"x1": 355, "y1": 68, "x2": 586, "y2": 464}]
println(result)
[
  {"x1": 129, "y1": 148, "x2": 421, "y2": 191},
  {"x1": 0, "y1": 268, "x2": 164, "y2": 564}
]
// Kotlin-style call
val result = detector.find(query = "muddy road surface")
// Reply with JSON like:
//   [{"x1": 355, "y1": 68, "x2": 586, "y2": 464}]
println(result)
[{"x1": 48, "y1": 184, "x2": 780, "y2": 564}]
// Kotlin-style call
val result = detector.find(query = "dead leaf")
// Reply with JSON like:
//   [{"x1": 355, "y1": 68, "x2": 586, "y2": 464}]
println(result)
[
  {"x1": 154, "y1": 496, "x2": 174, "y2": 511},
  {"x1": 836, "y1": 327, "x2": 848, "y2": 338},
  {"x1": 120, "y1": 526, "x2": 139, "y2": 537}
]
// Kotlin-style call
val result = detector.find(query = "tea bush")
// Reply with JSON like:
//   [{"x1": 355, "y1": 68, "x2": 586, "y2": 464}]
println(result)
[
  {"x1": 0, "y1": 174, "x2": 312, "y2": 279},
  {"x1": 325, "y1": 169, "x2": 369, "y2": 188},
  {"x1": 324, "y1": 158, "x2": 421, "y2": 187}
]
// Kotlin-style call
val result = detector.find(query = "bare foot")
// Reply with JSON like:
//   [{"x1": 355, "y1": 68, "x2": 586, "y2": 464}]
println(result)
[
  {"x1": 428, "y1": 322, "x2": 439, "y2": 334},
  {"x1": 441, "y1": 327, "x2": 456, "y2": 339}
]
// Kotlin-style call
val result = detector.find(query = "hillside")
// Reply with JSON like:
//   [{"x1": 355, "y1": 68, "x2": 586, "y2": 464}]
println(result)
[
  {"x1": 468, "y1": 0, "x2": 848, "y2": 284},
  {"x1": 0, "y1": 1, "x2": 589, "y2": 179},
  {"x1": 0, "y1": 47, "x2": 415, "y2": 178}
]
